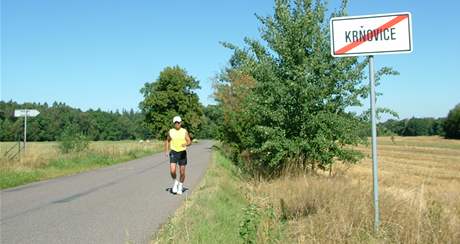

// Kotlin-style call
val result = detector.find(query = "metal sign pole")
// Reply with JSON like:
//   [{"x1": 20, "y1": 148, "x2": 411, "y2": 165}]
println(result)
[
  {"x1": 369, "y1": 55, "x2": 380, "y2": 232},
  {"x1": 24, "y1": 111, "x2": 27, "y2": 152}
]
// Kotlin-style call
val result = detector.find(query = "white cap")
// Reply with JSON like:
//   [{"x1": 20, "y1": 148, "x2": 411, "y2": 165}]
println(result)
[{"x1": 173, "y1": 116, "x2": 182, "y2": 123}]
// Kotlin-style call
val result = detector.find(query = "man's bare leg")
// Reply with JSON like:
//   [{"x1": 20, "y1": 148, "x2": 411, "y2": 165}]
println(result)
[{"x1": 170, "y1": 163, "x2": 179, "y2": 193}]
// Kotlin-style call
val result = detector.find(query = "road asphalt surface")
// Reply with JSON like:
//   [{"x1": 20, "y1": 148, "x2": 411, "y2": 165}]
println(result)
[{"x1": 1, "y1": 140, "x2": 213, "y2": 244}]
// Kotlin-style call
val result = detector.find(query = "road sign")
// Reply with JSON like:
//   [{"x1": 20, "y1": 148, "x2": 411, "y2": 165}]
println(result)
[
  {"x1": 14, "y1": 109, "x2": 40, "y2": 152},
  {"x1": 14, "y1": 109, "x2": 40, "y2": 117},
  {"x1": 330, "y1": 12, "x2": 413, "y2": 233},
  {"x1": 330, "y1": 12, "x2": 412, "y2": 57}
]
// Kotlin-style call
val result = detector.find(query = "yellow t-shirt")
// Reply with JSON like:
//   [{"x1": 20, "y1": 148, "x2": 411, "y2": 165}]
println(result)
[{"x1": 169, "y1": 128, "x2": 187, "y2": 152}]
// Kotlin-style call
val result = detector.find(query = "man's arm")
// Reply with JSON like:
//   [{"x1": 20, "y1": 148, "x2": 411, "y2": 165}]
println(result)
[
  {"x1": 165, "y1": 133, "x2": 171, "y2": 156},
  {"x1": 185, "y1": 131, "x2": 192, "y2": 146}
]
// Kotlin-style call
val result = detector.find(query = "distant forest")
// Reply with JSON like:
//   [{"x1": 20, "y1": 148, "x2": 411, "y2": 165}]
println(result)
[
  {"x1": 378, "y1": 117, "x2": 445, "y2": 137},
  {"x1": 0, "y1": 101, "x2": 150, "y2": 141},
  {"x1": 0, "y1": 100, "x2": 456, "y2": 141}
]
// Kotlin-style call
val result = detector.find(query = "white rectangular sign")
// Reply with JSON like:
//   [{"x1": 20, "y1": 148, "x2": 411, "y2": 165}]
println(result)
[
  {"x1": 330, "y1": 12, "x2": 412, "y2": 57},
  {"x1": 14, "y1": 109, "x2": 40, "y2": 117}
]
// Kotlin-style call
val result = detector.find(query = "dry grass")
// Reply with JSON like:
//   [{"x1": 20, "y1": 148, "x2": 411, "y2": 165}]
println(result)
[
  {"x1": 250, "y1": 136, "x2": 460, "y2": 243},
  {"x1": 353, "y1": 136, "x2": 460, "y2": 212},
  {"x1": 0, "y1": 140, "x2": 161, "y2": 170},
  {"x1": 0, "y1": 140, "x2": 163, "y2": 189}
]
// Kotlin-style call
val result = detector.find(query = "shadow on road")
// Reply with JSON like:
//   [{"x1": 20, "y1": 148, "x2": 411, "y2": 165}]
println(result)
[{"x1": 165, "y1": 187, "x2": 189, "y2": 195}]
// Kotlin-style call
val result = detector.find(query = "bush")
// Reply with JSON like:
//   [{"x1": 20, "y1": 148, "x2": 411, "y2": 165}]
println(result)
[
  {"x1": 444, "y1": 103, "x2": 460, "y2": 139},
  {"x1": 214, "y1": 0, "x2": 398, "y2": 176},
  {"x1": 58, "y1": 125, "x2": 90, "y2": 153},
  {"x1": 239, "y1": 204, "x2": 260, "y2": 244}
]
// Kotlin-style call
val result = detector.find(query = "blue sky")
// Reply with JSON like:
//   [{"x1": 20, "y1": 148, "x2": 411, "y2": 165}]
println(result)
[{"x1": 1, "y1": 0, "x2": 459, "y2": 120}]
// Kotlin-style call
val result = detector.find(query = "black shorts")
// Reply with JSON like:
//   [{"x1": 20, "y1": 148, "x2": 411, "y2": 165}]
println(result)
[{"x1": 169, "y1": 150, "x2": 187, "y2": 165}]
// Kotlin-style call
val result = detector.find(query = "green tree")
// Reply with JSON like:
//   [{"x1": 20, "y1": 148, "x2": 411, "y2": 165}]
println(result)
[
  {"x1": 432, "y1": 118, "x2": 445, "y2": 136},
  {"x1": 140, "y1": 66, "x2": 203, "y2": 139},
  {"x1": 379, "y1": 119, "x2": 405, "y2": 136},
  {"x1": 215, "y1": 0, "x2": 397, "y2": 176},
  {"x1": 196, "y1": 104, "x2": 223, "y2": 139},
  {"x1": 402, "y1": 118, "x2": 435, "y2": 136},
  {"x1": 444, "y1": 104, "x2": 460, "y2": 139}
]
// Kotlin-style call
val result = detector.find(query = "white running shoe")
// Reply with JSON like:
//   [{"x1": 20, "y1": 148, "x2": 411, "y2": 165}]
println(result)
[
  {"x1": 177, "y1": 183, "x2": 183, "y2": 195},
  {"x1": 172, "y1": 180, "x2": 179, "y2": 194}
]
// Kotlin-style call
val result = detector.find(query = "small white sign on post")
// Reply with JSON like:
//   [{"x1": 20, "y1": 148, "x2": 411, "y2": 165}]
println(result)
[
  {"x1": 14, "y1": 109, "x2": 40, "y2": 117},
  {"x1": 14, "y1": 109, "x2": 40, "y2": 152},
  {"x1": 330, "y1": 12, "x2": 412, "y2": 57}
]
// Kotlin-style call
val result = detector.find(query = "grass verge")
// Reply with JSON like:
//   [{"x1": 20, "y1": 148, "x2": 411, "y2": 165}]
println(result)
[
  {"x1": 0, "y1": 141, "x2": 162, "y2": 189},
  {"x1": 152, "y1": 148, "x2": 285, "y2": 244},
  {"x1": 152, "y1": 149, "x2": 248, "y2": 243}
]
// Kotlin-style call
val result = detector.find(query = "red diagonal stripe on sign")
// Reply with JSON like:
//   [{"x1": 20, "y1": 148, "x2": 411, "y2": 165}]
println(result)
[{"x1": 335, "y1": 15, "x2": 408, "y2": 55}]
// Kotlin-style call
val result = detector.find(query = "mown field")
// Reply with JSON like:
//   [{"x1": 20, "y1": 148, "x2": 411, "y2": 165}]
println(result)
[
  {"x1": 0, "y1": 140, "x2": 163, "y2": 189},
  {"x1": 154, "y1": 136, "x2": 460, "y2": 243}
]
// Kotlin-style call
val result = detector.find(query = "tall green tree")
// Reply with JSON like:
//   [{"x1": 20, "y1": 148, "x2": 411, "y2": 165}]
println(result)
[
  {"x1": 444, "y1": 103, "x2": 460, "y2": 139},
  {"x1": 215, "y1": 0, "x2": 397, "y2": 176},
  {"x1": 139, "y1": 66, "x2": 203, "y2": 139},
  {"x1": 196, "y1": 104, "x2": 223, "y2": 139}
]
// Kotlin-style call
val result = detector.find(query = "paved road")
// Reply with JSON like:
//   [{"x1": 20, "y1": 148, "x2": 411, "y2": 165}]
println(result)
[{"x1": 1, "y1": 141, "x2": 213, "y2": 244}]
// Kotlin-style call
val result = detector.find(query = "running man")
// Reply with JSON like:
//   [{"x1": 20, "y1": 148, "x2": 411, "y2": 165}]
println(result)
[{"x1": 165, "y1": 116, "x2": 191, "y2": 195}]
